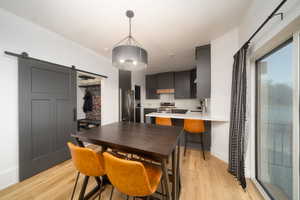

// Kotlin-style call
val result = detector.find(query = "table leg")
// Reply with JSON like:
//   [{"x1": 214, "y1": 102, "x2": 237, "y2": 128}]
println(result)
[
  {"x1": 161, "y1": 159, "x2": 172, "y2": 200},
  {"x1": 172, "y1": 149, "x2": 177, "y2": 200},
  {"x1": 76, "y1": 138, "x2": 84, "y2": 147},
  {"x1": 177, "y1": 139, "x2": 181, "y2": 198}
]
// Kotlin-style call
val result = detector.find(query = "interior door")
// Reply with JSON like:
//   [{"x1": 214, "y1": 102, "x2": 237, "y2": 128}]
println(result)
[{"x1": 19, "y1": 58, "x2": 76, "y2": 181}]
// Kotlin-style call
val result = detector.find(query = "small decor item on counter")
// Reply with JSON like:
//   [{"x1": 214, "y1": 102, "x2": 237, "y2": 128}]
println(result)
[{"x1": 199, "y1": 98, "x2": 208, "y2": 113}]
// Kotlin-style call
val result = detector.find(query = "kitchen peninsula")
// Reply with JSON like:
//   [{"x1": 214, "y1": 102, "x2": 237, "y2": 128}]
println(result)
[
  {"x1": 146, "y1": 111, "x2": 228, "y2": 122},
  {"x1": 146, "y1": 111, "x2": 228, "y2": 151}
]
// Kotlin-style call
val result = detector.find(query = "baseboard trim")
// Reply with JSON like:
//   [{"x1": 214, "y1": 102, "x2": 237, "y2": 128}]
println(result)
[{"x1": 0, "y1": 167, "x2": 19, "y2": 190}]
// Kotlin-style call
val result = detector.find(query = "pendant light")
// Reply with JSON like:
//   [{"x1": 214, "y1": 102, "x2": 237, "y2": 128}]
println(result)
[{"x1": 112, "y1": 10, "x2": 148, "y2": 71}]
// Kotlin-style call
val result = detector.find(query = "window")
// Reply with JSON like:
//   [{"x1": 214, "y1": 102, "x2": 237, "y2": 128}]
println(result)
[{"x1": 256, "y1": 38, "x2": 295, "y2": 200}]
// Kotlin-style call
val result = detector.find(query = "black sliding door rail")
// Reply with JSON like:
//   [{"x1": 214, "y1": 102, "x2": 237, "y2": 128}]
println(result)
[
  {"x1": 4, "y1": 51, "x2": 108, "y2": 79},
  {"x1": 240, "y1": 0, "x2": 287, "y2": 50}
]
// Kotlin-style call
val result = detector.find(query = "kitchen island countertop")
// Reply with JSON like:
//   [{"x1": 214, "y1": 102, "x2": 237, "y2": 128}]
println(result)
[{"x1": 145, "y1": 111, "x2": 228, "y2": 122}]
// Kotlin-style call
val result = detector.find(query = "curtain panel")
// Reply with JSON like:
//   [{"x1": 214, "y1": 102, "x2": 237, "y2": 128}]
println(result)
[{"x1": 228, "y1": 46, "x2": 248, "y2": 189}]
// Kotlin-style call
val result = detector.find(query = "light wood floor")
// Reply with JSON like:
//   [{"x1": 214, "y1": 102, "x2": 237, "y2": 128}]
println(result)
[{"x1": 0, "y1": 148, "x2": 263, "y2": 200}]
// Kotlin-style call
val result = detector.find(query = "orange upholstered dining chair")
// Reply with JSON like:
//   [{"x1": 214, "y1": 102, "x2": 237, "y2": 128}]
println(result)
[
  {"x1": 183, "y1": 119, "x2": 206, "y2": 159},
  {"x1": 103, "y1": 152, "x2": 162, "y2": 199},
  {"x1": 155, "y1": 117, "x2": 172, "y2": 126},
  {"x1": 67, "y1": 142, "x2": 106, "y2": 200}
]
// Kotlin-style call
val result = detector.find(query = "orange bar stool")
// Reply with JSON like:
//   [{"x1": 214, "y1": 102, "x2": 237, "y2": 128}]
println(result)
[
  {"x1": 155, "y1": 117, "x2": 172, "y2": 126},
  {"x1": 103, "y1": 152, "x2": 162, "y2": 200},
  {"x1": 67, "y1": 142, "x2": 106, "y2": 200},
  {"x1": 183, "y1": 119, "x2": 206, "y2": 160}
]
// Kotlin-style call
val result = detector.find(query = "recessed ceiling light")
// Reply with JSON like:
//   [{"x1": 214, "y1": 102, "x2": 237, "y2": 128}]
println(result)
[{"x1": 104, "y1": 48, "x2": 109, "y2": 51}]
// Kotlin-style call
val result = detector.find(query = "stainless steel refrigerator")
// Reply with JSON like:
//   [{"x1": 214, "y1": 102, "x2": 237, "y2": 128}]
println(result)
[{"x1": 119, "y1": 89, "x2": 134, "y2": 122}]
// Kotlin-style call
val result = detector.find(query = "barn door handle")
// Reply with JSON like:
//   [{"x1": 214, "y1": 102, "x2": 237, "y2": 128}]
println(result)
[{"x1": 73, "y1": 108, "x2": 77, "y2": 122}]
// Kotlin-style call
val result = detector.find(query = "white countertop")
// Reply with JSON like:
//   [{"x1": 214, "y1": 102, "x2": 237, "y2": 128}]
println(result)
[{"x1": 145, "y1": 112, "x2": 228, "y2": 122}]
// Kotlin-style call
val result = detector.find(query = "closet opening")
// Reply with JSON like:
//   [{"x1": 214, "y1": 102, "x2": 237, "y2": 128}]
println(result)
[{"x1": 77, "y1": 71, "x2": 102, "y2": 131}]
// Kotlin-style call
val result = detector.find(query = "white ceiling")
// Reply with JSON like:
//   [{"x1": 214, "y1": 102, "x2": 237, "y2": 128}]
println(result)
[{"x1": 0, "y1": 0, "x2": 251, "y2": 73}]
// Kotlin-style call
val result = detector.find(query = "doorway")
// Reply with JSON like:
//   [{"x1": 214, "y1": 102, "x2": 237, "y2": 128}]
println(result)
[
  {"x1": 76, "y1": 71, "x2": 102, "y2": 130},
  {"x1": 255, "y1": 35, "x2": 299, "y2": 200}
]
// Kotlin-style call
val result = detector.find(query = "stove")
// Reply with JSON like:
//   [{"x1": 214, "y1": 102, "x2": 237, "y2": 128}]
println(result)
[{"x1": 158, "y1": 102, "x2": 175, "y2": 113}]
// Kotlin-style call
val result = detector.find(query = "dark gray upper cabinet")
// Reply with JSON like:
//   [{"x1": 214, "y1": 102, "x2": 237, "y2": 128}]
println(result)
[
  {"x1": 174, "y1": 70, "x2": 191, "y2": 99},
  {"x1": 146, "y1": 69, "x2": 196, "y2": 99},
  {"x1": 146, "y1": 74, "x2": 159, "y2": 99},
  {"x1": 196, "y1": 44, "x2": 211, "y2": 98},
  {"x1": 157, "y1": 72, "x2": 174, "y2": 89}
]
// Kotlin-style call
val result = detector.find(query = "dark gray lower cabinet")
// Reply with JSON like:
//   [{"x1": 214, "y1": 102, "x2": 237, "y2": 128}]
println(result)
[
  {"x1": 143, "y1": 108, "x2": 157, "y2": 123},
  {"x1": 148, "y1": 117, "x2": 211, "y2": 151},
  {"x1": 19, "y1": 58, "x2": 76, "y2": 181},
  {"x1": 135, "y1": 108, "x2": 141, "y2": 123},
  {"x1": 183, "y1": 121, "x2": 211, "y2": 151}
]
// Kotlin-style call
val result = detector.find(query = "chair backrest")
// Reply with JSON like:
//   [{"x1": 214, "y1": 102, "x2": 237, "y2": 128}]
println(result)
[
  {"x1": 67, "y1": 142, "x2": 105, "y2": 177},
  {"x1": 155, "y1": 117, "x2": 172, "y2": 126},
  {"x1": 103, "y1": 152, "x2": 152, "y2": 196},
  {"x1": 184, "y1": 119, "x2": 205, "y2": 133}
]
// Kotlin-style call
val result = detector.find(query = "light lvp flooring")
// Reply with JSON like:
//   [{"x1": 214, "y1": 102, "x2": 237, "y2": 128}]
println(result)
[{"x1": 0, "y1": 148, "x2": 263, "y2": 200}]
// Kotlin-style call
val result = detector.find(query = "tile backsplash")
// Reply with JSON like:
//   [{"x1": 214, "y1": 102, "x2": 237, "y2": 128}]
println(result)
[{"x1": 143, "y1": 94, "x2": 203, "y2": 109}]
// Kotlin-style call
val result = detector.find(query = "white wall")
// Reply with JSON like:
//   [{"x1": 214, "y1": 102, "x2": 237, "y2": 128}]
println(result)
[
  {"x1": 0, "y1": 8, "x2": 119, "y2": 189},
  {"x1": 239, "y1": 0, "x2": 300, "y2": 49},
  {"x1": 210, "y1": 28, "x2": 239, "y2": 163}
]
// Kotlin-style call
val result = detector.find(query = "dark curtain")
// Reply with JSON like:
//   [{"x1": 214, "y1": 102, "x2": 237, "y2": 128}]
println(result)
[{"x1": 228, "y1": 46, "x2": 248, "y2": 189}]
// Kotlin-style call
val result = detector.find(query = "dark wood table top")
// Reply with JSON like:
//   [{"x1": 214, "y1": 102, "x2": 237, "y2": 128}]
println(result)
[{"x1": 72, "y1": 122, "x2": 183, "y2": 160}]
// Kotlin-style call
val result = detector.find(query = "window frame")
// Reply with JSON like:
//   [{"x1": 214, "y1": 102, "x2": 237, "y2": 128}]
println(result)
[{"x1": 255, "y1": 37, "x2": 294, "y2": 200}]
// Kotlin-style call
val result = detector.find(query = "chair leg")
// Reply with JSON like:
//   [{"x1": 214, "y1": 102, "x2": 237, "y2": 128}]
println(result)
[
  {"x1": 161, "y1": 178, "x2": 165, "y2": 200},
  {"x1": 200, "y1": 133, "x2": 205, "y2": 160},
  {"x1": 184, "y1": 132, "x2": 188, "y2": 156},
  {"x1": 126, "y1": 195, "x2": 129, "y2": 200},
  {"x1": 71, "y1": 172, "x2": 80, "y2": 200},
  {"x1": 98, "y1": 190, "x2": 102, "y2": 200},
  {"x1": 95, "y1": 176, "x2": 102, "y2": 187},
  {"x1": 96, "y1": 176, "x2": 103, "y2": 200},
  {"x1": 78, "y1": 176, "x2": 89, "y2": 200},
  {"x1": 109, "y1": 186, "x2": 114, "y2": 200}
]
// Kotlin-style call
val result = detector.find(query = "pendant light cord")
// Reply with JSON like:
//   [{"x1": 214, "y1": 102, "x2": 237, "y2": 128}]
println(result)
[
  {"x1": 129, "y1": 17, "x2": 132, "y2": 44},
  {"x1": 129, "y1": 17, "x2": 132, "y2": 38},
  {"x1": 113, "y1": 10, "x2": 143, "y2": 47}
]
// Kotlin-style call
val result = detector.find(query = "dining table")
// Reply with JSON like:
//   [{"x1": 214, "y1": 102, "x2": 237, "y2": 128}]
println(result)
[{"x1": 71, "y1": 122, "x2": 183, "y2": 200}]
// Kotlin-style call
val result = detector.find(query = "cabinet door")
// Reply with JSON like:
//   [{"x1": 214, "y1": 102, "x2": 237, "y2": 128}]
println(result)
[
  {"x1": 157, "y1": 72, "x2": 174, "y2": 89},
  {"x1": 174, "y1": 70, "x2": 191, "y2": 99},
  {"x1": 135, "y1": 108, "x2": 141, "y2": 123},
  {"x1": 144, "y1": 108, "x2": 157, "y2": 123},
  {"x1": 196, "y1": 45, "x2": 211, "y2": 98},
  {"x1": 146, "y1": 75, "x2": 159, "y2": 99}
]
